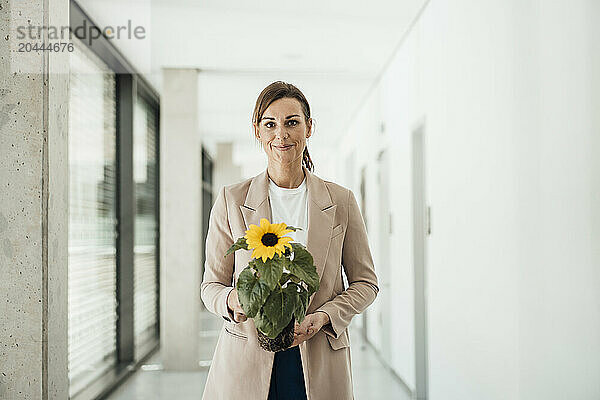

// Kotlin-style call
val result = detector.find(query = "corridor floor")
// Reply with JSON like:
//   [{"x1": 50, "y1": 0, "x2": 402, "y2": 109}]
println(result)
[{"x1": 106, "y1": 312, "x2": 411, "y2": 400}]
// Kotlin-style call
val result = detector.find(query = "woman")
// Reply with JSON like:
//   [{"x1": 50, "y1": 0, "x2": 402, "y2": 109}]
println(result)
[{"x1": 201, "y1": 81, "x2": 379, "y2": 400}]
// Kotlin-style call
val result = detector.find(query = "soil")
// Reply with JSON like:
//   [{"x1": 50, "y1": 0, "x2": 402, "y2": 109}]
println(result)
[{"x1": 256, "y1": 317, "x2": 295, "y2": 352}]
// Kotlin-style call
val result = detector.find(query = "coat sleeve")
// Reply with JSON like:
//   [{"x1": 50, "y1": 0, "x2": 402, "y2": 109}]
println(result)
[
  {"x1": 315, "y1": 189, "x2": 379, "y2": 339},
  {"x1": 200, "y1": 186, "x2": 237, "y2": 323}
]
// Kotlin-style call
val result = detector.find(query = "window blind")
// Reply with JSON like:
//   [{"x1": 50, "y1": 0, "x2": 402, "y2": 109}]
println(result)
[{"x1": 67, "y1": 38, "x2": 118, "y2": 396}]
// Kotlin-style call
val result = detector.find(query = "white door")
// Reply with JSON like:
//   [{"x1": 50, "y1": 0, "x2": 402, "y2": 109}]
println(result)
[
  {"x1": 412, "y1": 124, "x2": 429, "y2": 400},
  {"x1": 377, "y1": 149, "x2": 392, "y2": 364}
]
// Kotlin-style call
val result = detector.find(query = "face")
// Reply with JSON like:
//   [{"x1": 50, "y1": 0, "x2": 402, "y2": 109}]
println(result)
[{"x1": 254, "y1": 97, "x2": 312, "y2": 168}]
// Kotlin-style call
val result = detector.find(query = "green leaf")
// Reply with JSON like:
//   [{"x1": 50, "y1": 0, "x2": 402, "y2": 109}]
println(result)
[
  {"x1": 225, "y1": 237, "x2": 248, "y2": 257},
  {"x1": 258, "y1": 287, "x2": 298, "y2": 339},
  {"x1": 294, "y1": 288, "x2": 310, "y2": 323},
  {"x1": 279, "y1": 272, "x2": 291, "y2": 286},
  {"x1": 291, "y1": 242, "x2": 306, "y2": 251},
  {"x1": 288, "y1": 244, "x2": 320, "y2": 294},
  {"x1": 278, "y1": 271, "x2": 302, "y2": 286},
  {"x1": 250, "y1": 257, "x2": 284, "y2": 290},
  {"x1": 236, "y1": 267, "x2": 270, "y2": 318},
  {"x1": 285, "y1": 225, "x2": 302, "y2": 232},
  {"x1": 253, "y1": 308, "x2": 278, "y2": 338},
  {"x1": 283, "y1": 283, "x2": 301, "y2": 317}
]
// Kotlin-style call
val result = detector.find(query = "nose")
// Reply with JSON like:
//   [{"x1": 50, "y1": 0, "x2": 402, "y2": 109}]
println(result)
[{"x1": 275, "y1": 126, "x2": 289, "y2": 140}]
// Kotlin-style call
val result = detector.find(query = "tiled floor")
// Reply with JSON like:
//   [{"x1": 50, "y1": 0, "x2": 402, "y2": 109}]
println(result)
[{"x1": 106, "y1": 312, "x2": 411, "y2": 400}]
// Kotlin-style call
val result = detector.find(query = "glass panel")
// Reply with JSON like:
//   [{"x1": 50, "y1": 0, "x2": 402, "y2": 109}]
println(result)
[
  {"x1": 68, "y1": 38, "x2": 118, "y2": 396},
  {"x1": 133, "y1": 94, "x2": 159, "y2": 359}
]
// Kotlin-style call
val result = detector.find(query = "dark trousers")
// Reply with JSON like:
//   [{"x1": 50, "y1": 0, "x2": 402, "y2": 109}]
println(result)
[{"x1": 267, "y1": 346, "x2": 308, "y2": 400}]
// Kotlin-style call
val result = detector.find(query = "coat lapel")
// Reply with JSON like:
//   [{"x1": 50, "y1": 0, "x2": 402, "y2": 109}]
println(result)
[
  {"x1": 303, "y1": 166, "x2": 336, "y2": 283},
  {"x1": 239, "y1": 168, "x2": 271, "y2": 232},
  {"x1": 303, "y1": 167, "x2": 336, "y2": 309},
  {"x1": 239, "y1": 166, "x2": 336, "y2": 303}
]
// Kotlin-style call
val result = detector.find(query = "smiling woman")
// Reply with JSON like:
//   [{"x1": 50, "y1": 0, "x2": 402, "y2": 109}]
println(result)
[
  {"x1": 200, "y1": 81, "x2": 379, "y2": 400},
  {"x1": 252, "y1": 82, "x2": 314, "y2": 177}
]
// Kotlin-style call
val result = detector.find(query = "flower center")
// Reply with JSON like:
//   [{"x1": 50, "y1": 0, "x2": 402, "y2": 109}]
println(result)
[{"x1": 261, "y1": 233, "x2": 278, "y2": 247}]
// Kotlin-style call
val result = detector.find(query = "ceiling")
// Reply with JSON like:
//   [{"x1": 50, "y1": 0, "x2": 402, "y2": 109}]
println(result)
[{"x1": 76, "y1": 0, "x2": 426, "y2": 176}]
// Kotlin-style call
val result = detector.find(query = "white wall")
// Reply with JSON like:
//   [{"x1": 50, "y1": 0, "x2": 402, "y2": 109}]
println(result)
[{"x1": 334, "y1": 1, "x2": 600, "y2": 398}]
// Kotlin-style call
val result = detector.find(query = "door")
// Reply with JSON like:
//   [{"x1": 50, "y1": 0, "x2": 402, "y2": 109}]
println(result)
[
  {"x1": 359, "y1": 166, "x2": 369, "y2": 339},
  {"x1": 377, "y1": 149, "x2": 392, "y2": 364},
  {"x1": 412, "y1": 123, "x2": 429, "y2": 400}
]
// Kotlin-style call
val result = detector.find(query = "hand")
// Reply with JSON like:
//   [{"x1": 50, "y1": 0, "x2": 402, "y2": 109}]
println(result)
[
  {"x1": 291, "y1": 312, "x2": 330, "y2": 347},
  {"x1": 226, "y1": 288, "x2": 247, "y2": 323}
]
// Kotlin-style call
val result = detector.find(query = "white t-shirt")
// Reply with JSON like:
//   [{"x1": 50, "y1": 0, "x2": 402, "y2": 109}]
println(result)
[{"x1": 268, "y1": 176, "x2": 308, "y2": 246}]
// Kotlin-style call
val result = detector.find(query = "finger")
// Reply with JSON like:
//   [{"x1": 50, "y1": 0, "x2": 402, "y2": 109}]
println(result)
[
  {"x1": 235, "y1": 312, "x2": 247, "y2": 322},
  {"x1": 235, "y1": 308, "x2": 246, "y2": 316}
]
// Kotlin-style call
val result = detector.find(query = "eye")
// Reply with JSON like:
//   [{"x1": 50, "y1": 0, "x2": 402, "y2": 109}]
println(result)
[
  {"x1": 264, "y1": 121, "x2": 275, "y2": 128},
  {"x1": 287, "y1": 120, "x2": 299, "y2": 127}
]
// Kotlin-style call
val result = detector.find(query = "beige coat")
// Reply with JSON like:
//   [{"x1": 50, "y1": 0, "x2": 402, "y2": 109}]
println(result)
[{"x1": 200, "y1": 166, "x2": 379, "y2": 400}]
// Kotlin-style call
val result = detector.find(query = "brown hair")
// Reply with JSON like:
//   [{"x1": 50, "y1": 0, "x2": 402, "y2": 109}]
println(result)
[{"x1": 252, "y1": 81, "x2": 314, "y2": 172}]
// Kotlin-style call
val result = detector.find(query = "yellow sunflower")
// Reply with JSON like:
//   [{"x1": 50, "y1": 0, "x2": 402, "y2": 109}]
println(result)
[{"x1": 244, "y1": 218, "x2": 293, "y2": 262}]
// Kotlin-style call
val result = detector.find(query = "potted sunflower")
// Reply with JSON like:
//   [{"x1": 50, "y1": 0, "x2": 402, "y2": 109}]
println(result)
[{"x1": 225, "y1": 218, "x2": 320, "y2": 352}]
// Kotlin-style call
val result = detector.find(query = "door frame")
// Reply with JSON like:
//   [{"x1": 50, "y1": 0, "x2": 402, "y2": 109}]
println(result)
[{"x1": 412, "y1": 120, "x2": 430, "y2": 400}]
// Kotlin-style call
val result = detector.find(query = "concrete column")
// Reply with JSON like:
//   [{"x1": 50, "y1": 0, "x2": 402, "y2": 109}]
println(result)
[
  {"x1": 213, "y1": 142, "x2": 242, "y2": 200},
  {"x1": 160, "y1": 68, "x2": 202, "y2": 370},
  {"x1": 0, "y1": 0, "x2": 69, "y2": 398}
]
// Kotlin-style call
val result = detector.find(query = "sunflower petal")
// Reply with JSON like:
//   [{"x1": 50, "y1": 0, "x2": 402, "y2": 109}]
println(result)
[{"x1": 273, "y1": 223, "x2": 286, "y2": 235}]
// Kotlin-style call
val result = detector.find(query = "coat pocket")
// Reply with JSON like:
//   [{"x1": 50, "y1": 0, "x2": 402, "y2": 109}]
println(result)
[
  {"x1": 224, "y1": 326, "x2": 248, "y2": 341},
  {"x1": 331, "y1": 224, "x2": 344, "y2": 239},
  {"x1": 326, "y1": 328, "x2": 350, "y2": 350}
]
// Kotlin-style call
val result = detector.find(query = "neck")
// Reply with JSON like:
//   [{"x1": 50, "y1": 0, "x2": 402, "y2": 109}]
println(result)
[{"x1": 267, "y1": 159, "x2": 305, "y2": 189}]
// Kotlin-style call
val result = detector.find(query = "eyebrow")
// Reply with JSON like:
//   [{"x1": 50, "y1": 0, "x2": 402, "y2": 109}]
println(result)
[{"x1": 261, "y1": 114, "x2": 301, "y2": 120}]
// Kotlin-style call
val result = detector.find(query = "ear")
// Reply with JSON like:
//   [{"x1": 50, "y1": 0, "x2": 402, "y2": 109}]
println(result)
[
  {"x1": 306, "y1": 118, "x2": 313, "y2": 139},
  {"x1": 253, "y1": 123, "x2": 260, "y2": 140}
]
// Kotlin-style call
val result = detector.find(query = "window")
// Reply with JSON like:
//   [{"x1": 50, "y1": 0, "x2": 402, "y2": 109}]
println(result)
[
  {"x1": 133, "y1": 94, "x2": 159, "y2": 358},
  {"x1": 68, "y1": 3, "x2": 161, "y2": 397},
  {"x1": 68, "y1": 37, "x2": 118, "y2": 396}
]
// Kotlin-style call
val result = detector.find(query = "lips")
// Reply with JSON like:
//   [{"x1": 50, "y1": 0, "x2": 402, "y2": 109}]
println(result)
[{"x1": 274, "y1": 144, "x2": 293, "y2": 150}]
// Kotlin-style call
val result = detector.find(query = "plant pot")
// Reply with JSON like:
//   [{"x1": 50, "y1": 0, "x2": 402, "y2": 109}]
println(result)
[{"x1": 256, "y1": 317, "x2": 295, "y2": 352}]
